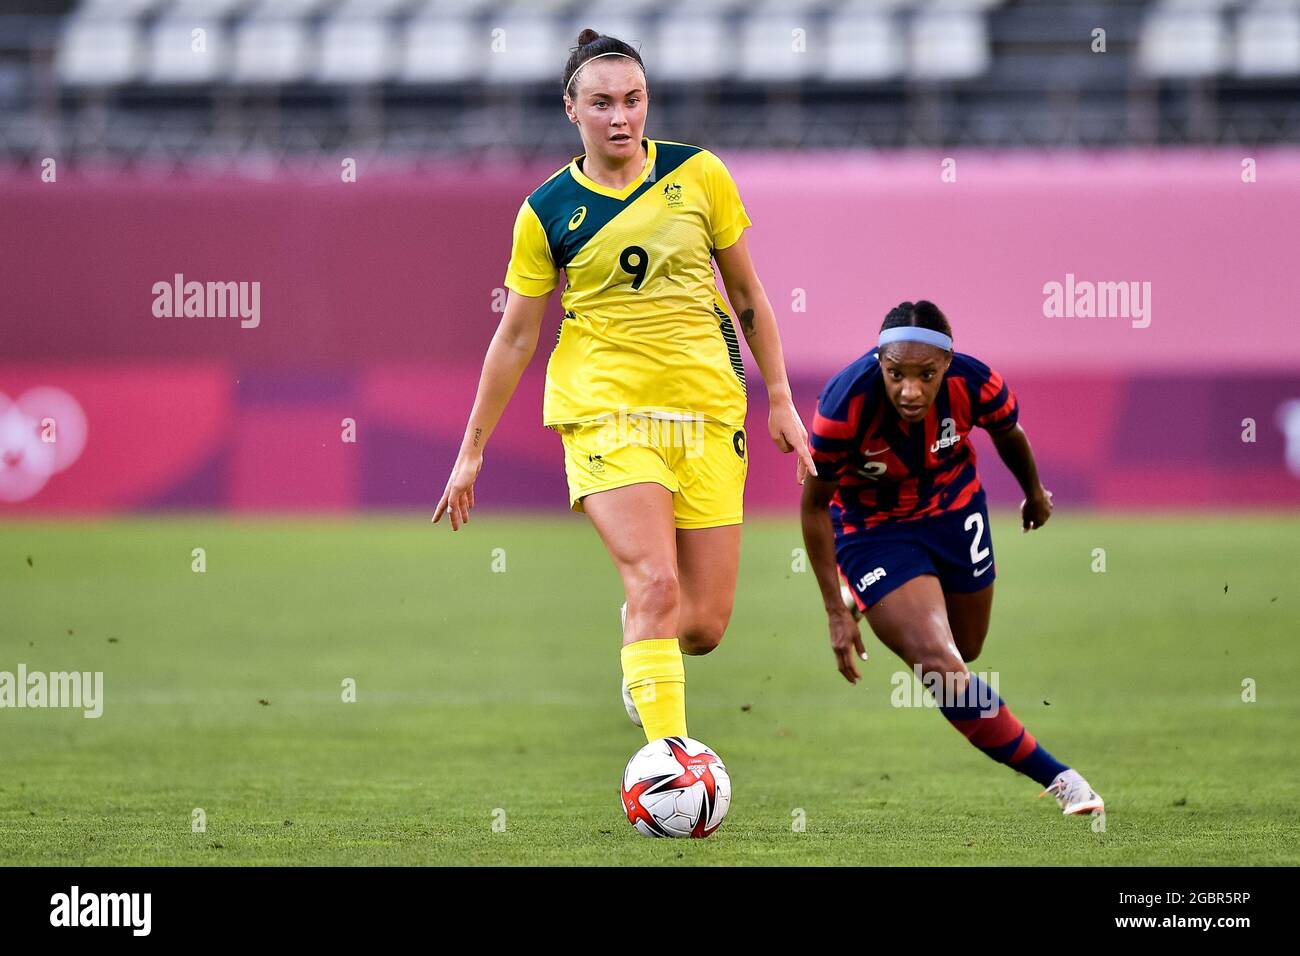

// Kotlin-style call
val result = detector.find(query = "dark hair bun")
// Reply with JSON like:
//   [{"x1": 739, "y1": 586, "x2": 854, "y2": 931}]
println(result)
[
  {"x1": 563, "y1": 30, "x2": 645, "y2": 95},
  {"x1": 880, "y1": 299, "x2": 953, "y2": 340}
]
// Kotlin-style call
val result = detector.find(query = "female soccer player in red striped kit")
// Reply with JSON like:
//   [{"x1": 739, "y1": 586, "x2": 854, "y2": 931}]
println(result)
[{"x1": 800, "y1": 301, "x2": 1104, "y2": 816}]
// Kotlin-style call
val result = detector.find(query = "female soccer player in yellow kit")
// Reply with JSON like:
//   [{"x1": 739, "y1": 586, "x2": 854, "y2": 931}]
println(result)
[{"x1": 433, "y1": 29, "x2": 814, "y2": 743}]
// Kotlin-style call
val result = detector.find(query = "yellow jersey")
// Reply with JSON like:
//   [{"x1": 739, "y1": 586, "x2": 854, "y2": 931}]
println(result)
[{"x1": 503, "y1": 138, "x2": 751, "y2": 427}]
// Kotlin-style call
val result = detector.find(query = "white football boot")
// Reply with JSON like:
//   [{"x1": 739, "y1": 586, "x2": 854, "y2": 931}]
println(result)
[
  {"x1": 619, "y1": 601, "x2": 643, "y2": 727},
  {"x1": 1040, "y1": 769, "x2": 1104, "y2": 815}
]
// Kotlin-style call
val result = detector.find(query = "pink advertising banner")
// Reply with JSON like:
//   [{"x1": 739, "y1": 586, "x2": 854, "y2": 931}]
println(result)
[{"x1": 2, "y1": 151, "x2": 1298, "y2": 512}]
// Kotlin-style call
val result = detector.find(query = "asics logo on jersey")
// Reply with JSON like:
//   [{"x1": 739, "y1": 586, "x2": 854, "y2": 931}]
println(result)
[
  {"x1": 857, "y1": 568, "x2": 887, "y2": 590},
  {"x1": 568, "y1": 206, "x2": 587, "y2": 230},
  {"x1": 662, "y1": 181, "x2": 683, "y2": 207}
]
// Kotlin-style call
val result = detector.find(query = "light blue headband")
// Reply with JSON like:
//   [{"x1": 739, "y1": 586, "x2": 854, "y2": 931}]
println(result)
[{"x1": 878, "y1": 326, "x2": 953, "y2": 351}]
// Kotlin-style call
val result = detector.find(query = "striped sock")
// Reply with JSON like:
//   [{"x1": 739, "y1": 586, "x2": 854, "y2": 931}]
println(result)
[{"x1": 937, "y1": 673, "x2": 1068, "y2": 788}]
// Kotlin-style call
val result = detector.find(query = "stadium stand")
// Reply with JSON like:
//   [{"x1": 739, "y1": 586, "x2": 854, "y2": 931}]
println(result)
[{"x1": 0, "y1": 0, "x2": 1293, "y2": 168}]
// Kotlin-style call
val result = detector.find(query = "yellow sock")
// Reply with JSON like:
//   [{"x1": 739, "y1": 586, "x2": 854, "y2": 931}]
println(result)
[{"x1": 621, "y1": 638, "x2": 687, "y2": 742}]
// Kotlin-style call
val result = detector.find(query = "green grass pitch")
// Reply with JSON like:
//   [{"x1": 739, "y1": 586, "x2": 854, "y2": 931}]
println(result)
[{"x1": 1, "y1": 512, "x2": 1297, "y2": 866}]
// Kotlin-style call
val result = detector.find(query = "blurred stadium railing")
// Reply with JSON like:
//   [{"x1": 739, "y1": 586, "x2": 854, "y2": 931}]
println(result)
[{"x1": 0, "y1": 0, "x2": 1298, "y2": 172}]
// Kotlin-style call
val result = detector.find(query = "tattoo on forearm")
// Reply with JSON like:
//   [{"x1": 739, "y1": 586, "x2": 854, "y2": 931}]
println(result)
[
  {"x1": 471, "y1": 427, "x2": 482, "y2": 448},
  {"x1": 739, "y1": 308, "x2": 755, "y2": 335}
]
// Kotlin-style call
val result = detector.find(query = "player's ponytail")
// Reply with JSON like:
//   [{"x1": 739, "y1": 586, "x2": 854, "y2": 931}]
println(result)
[
  {"x1": 563, "y1": 30, "x2": 646, "y2": 98},
  {"x1": 881, "y1": 300, "x2": 954, "y2": 340}
]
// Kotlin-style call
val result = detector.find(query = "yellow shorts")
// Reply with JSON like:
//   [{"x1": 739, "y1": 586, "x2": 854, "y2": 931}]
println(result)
[{"x1": 555, "y1": 413, "x2": 748, "y2": 529}]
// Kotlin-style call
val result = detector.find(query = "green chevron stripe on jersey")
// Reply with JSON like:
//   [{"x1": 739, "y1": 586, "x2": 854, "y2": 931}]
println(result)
[
  {"x1": 714, "y1": 304, "x2": 747, "y2": 392},
  {"x1": 529, "y1": 140, "x2": 702, "y2": 269}
]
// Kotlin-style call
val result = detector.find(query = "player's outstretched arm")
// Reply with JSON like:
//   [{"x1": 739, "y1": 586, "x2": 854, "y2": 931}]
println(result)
[
  {"x1": 714, "y1": 234, "x2": 816, "y2": 484},
  {"x1": 800, "y1": 476, "x2": 867, "y2": 683},
  {"x1": 433, "y1": 289, "x2": 549, "y2": 531},
  {"x1": 989, "y1": 423, "x2": 1054, "y2": 533}
]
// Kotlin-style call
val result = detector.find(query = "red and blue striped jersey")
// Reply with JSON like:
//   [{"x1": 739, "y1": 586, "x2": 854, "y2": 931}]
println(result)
[{"x1": 810, "y1": 349, "x2": 1019, "y2": 534}]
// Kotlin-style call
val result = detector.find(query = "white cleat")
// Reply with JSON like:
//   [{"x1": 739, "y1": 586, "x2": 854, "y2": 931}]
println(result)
[
  {"x1": 840, "y1": 581, "x2": 863, "y2": 621},
  {"x1": 1041, "y1": 769, "x2": 1104, "y2": 816},
  {"x1": 620, "y1": 601, "x2": 642, "y2": 728}
]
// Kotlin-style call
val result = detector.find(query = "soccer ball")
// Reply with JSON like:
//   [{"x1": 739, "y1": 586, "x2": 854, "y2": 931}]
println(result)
[{"x1": 620, "y1": 736, "x2": 731, "y2": 838}]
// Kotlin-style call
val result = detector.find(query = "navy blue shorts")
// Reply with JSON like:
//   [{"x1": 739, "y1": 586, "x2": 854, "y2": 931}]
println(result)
[{"x1": 836, "y1": 491, "x2": 996, "y2": 612}]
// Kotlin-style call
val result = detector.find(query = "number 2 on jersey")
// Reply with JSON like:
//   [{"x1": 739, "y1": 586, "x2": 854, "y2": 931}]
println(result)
[{"x1": 964, "y1": 512, "x2": 991, "y2": 564}]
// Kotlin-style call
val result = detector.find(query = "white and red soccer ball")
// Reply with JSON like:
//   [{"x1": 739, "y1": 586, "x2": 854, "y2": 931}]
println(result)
[{"x1": 620, "y1": 736, "x2": 731, "y2": 838}]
